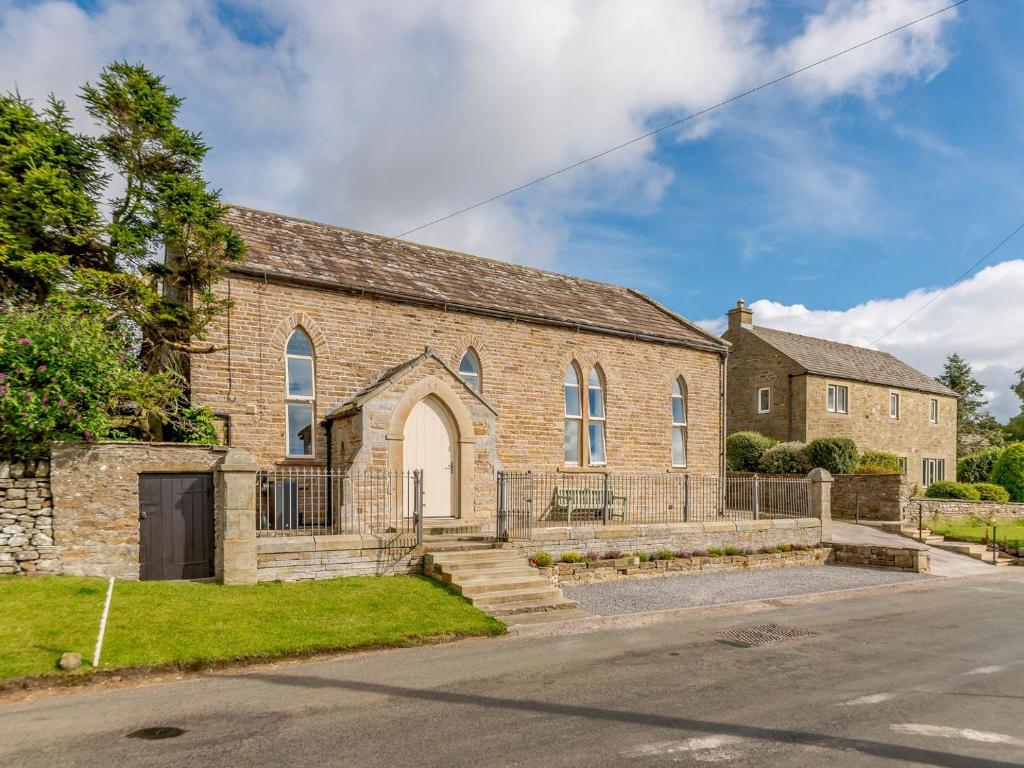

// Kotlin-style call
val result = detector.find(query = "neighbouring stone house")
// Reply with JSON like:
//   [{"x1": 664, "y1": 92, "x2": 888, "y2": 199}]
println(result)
[
  {"x1": 722, "y1": 299, "x2": 957, "y2": 489},
  {"x1": 188, "y1": 207, "x2": 730, "y2": 527}
]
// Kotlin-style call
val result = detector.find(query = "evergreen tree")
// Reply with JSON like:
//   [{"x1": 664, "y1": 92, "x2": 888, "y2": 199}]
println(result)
[{"x1": 936, "y1": 352, "x2": 1004, "y2": 456}]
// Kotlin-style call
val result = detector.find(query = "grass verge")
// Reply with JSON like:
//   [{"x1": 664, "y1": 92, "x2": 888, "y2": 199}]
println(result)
[
  {"x1": 0, "y1": 574, "x2": 504, "y2": 682},
  {"x1": 928, "y1": 516, "x2": 1024, "y2": 550}
]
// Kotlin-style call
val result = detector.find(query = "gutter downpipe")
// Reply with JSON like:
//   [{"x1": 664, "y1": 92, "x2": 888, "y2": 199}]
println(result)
[{"x1": 720, "y1": 351, "x2": 728, "y2": 514}]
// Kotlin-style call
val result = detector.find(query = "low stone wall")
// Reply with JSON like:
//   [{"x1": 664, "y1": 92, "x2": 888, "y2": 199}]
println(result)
[
  {"x1": 256, "y1": 533, "x2": 423, "y2": 581},
  {"x1": 909, "y1": 497, "x2": 1024, "y2": 521},
  {"x1": 831, "y1": 473, "x2": 906, "y2": 521},
  {"x1": 829, "y1": 542, "x2": 929, "y2": 573},
  {"x1": 50, "y1": 442, "x2": 227, "y2": 579},
  {"x1": 509, "y1": 518, "x2": 822, "y2": 559},
  {"x1": 0, "y1": 459, "x2": 60, "y2": 575},
  {"x1": 541, "y1": 548, "x2": 832, "y2": 585}
]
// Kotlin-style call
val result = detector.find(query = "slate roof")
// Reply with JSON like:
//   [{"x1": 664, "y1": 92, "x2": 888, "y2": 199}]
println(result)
[
  {"x1": 225, "y1": 206, "x2": 727, "y2": 351},
  {"x1": 749, "y1": 325, "x2": 957, "y2": 397}
]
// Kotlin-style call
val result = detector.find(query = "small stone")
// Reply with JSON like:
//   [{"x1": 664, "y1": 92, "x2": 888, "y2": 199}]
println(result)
[
  {"x1": 2, "y1": 524, "x2": 24, "y2": 534},
  {"x1": 58, "y1": 652, "x2": 82, "y2": 671},
  {"x1": 5, "y1": 488, "x2": 26, "y2": 499},
  {"x1": 9, "y1": 462, "x2": 24, "y2": 479},
  {"x1": 0, "y1": 463, "x2": 8, "y2": 479},
  {"x1": 7, "y1": 536, "x2": 28, "y2": 547},
  {"x1": 35, "y1": 460, "x2": 50, "y2": 478}
]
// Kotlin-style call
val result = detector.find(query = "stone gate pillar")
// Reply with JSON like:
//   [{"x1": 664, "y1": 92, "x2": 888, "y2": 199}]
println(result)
[
  {"x1": 215, "y1": 448, "x2": 259, "y2": 585},
  {"x1": 808, "y1": 468, "x2": 834, "y2": 543}
]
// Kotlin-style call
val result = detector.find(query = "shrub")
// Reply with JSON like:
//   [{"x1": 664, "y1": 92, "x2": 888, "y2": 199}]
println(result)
[
  {"x1": 0, "y1": 308, "x2": 178, "y2": 459},
  {"x1": 584, "y1": 550, "x2": 601, "y2": 561},
  {"x1": 992, "y1": 442, "x2": 1024, "y2": 502},
  {"x1": 723, "y1": 546, "x2": 742, "y2": 556},
  {"x1": 973, "y1": 483, "x2": 1010, "y2": 502},
  {"x1": 602, "y1": 549, "x2": 622, "y2": 560},
  {"x1": 560, "y1": 551, "x2": 582, "y2": 563},
  {"x1": 925, "y1": 481, "x2": 981, "y2": 500},
  {"x1": 957, "y1": 447, "x2": 1004, "y2": 483},
  {"x1": 636, "y1": 551, "x2": 651, "y2": 562},
  {"x1": 690, "y1": 550, "x2": 709, "y2": 558},
  {"x1": 758, "y1": 442, "x2": 811, "y2": 474},
  {"x1": 855, "y1": 450, "x2": 902, "y2": 474},
  {"x1": 653, "y1": 549, "x2": 674, "y2": 560},
  {"x1": 707, "y1": 547, "x2": 725, "y2": 558},
  {"x1": 672, "y1": 549, "x2": 691, "y2": 559},
  {"x1": 772, "y1": 543, "x2": 793, "y2": 553},
  {"x1": 758, "y1": 545, "x2": 774, "y2": 554},
  {"x1": 530, "y1": 551, "x2": 553, "y2": 568},
  {"x1": 726, "y1": 431, "x2": 778, "y2": 472},
  {"x1": 806, "y1": 438, "x2": 859, "y2": 475}
]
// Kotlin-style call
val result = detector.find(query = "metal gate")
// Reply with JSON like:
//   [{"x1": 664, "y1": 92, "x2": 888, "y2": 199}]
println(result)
[
  {"x1": 496, "y1": 471, "x2": 533, "y2": 540},
  {"x1": 139, "y1": 473, "x2": 214, "y2": 581}
]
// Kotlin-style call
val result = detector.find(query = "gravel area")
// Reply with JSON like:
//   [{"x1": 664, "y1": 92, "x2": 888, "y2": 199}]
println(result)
[{"x1": 563, "y1": 565, "x2": 929, "y2": 616}]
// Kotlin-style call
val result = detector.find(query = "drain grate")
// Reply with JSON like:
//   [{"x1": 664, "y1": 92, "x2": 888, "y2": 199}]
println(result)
[
  {"x1": 715, "y1": 623, "x2": 816, "y2": 647},
  {"x1": 127, "y1": 727, "x2": 186, "y2": 740}
]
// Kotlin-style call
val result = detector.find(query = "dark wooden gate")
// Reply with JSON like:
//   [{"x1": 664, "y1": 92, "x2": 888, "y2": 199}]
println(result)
[{"x1": 139, "y1": 473, "x2": 214, "y2": 581}]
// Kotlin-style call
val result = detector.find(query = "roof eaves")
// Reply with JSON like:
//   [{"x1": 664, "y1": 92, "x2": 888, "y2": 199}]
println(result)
[{"x1": 625, "y1": 288, "x2": 730, "y2": 351}]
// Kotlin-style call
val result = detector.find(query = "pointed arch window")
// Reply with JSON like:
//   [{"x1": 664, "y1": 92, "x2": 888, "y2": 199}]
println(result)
[
  {"x1": 672, "y1": 378, "x2": 687, "y2": 467},
  {"x1": 285, "y1": 329, "x2": 315, "y2": 457},
  {"x1": 587, "y1": 366, "x2": 607, "y2": 465},
  {"x1": 563, "y1": 363, "x2": 582, "y2": 464},
  {"x1": 458, "y1": 349, "x2": 481, "y2": 393}
]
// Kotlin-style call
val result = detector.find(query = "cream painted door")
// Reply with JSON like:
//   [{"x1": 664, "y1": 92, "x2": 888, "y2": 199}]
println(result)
[{"x1": 403, "y1": 398, "x2": 457, "y2": 518}]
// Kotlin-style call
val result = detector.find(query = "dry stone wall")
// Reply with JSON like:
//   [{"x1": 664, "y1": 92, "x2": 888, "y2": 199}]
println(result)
[
  {"x1": 0, "y1": 459, "x2": 59, "y2": 575},
  {"x1": 830, "y1": 542, "x2": 929, "y2": 573},
  {"x1": 911, "y1": 497, "x2": 1024, "y2": 521}
]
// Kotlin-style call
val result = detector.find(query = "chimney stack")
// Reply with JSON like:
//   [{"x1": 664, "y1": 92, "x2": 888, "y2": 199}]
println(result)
[{"x1": 727, "y1": 298, "x2": 753, "y2": 333}]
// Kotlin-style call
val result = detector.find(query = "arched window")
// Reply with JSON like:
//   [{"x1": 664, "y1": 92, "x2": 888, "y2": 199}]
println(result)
[
  {"x1": 458, "y1": 349, "x2": 481, "y2": 393},
  {"x1": 563, "y1": 363, "x2": 582, "y2": 464},
  {"x1": 587, "y1": 366, "x2": 607, "y2": 465},
  {"x1": 672, "y1": 378, "x2": 687, "y2": 467},
  {"x1": 285, "y1": 329, "x2": 315, "y2": 457}
]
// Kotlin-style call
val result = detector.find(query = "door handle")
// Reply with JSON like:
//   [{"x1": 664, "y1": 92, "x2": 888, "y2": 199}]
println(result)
[{"x1": 139, "y1": 510, "x2": 147, "y2": 520}]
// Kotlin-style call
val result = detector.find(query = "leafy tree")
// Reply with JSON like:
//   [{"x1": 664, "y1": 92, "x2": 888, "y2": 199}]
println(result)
[
  {"x1": 992, "y1": 442, "x2": 1024, "y2": 502},
  {"x1": 956, "y1": 446, "x2": 1003, "y2": 483},
  {"x1": 936, "y1": 352, "x2": 1004, "y2": 456},
  {"x1": 1006, "y1": 412, "x2": 1024, "y2": 443},
  {"x1": 1012, "y1": 366, "x2": 1024, "y2": 406}
]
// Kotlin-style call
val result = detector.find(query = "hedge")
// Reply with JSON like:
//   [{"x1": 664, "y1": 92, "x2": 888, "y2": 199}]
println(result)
[
  {"x1": 992, "y1": 442, "x2": 1024, "y2": 502},
  {"x1": 758, "y1": 442, "x2": 810, "y2": 474},
  {"x1": 806, "y1": 438, "x2": 859, "y2": 475},
  {"x1": 972, "y1": 483, "x2": 1010, "y2": 503},
  {"x1": 925, "y1": 481, "x2": 981, "y2": 500},
  {"x1": 855, "y1": 449, "x2": 902, "y2": 474},
  {"x1": 726, "y1": 431, "x2": 777, "y2": 472},
  {"x1": 956, "y1": 447, "x2": 1003, "y2": 484}
]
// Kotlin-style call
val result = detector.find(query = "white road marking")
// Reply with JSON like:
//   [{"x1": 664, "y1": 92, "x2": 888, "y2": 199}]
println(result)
[
  {"x1": 624, "y1": 735, "x2": 746, "y2": 757},
  {"x1": 965, "y1": 665, "x2": 1006, "y2": 675},
  {"x1": 891, "y1": 724, "x2": 1023, "y2": 746},
  {"x1": 839, "y1": 692, "x2": 895, "y2": 706}
]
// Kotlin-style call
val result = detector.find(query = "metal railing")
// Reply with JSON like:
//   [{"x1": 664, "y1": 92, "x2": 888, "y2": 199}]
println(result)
[
  {"x1": 256, "y1": 467, "x2": 423, "y2": 542},
  {"x1": 496, "y1": 471, "x2": 812, "y2": 540}
]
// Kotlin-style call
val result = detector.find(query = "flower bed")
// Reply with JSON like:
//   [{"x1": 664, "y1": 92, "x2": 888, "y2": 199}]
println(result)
[{"x1": 535, "y1": 547, "x2": 832, "y2": 586}]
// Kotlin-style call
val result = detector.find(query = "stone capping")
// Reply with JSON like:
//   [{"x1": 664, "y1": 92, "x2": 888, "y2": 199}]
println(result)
[
  {"x1": 256, "y1": 532, "x2": 419, "y2": 554},
  {"x1": 520, "y1": 518, "x2": 821, "y2": 543},
  {"x1": 910, "y1": 497, "x2": 1024, "y2": 519}
]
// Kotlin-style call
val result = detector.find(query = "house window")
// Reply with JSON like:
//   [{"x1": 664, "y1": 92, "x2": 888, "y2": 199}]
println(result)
[
  {"x1": 757, "y1": 387, "x2": 771, "y2": 414},
  {"x1": 827, "y1": 383, "x2": 848, "y2": 414},
  {"x1": 285, "y1": 329, "x2": 315, "y2": 457},
  {"x1": 458, "y1": 349, "x2": 481, "y2": 393},
  {"x1": 672, "y1": 378, "x2": 687, "y2": 467},
  {"x1": 898, "y1": 457, "x2": 907, "y2": 474},
  {"x1": 587, "y1": 366, "x2": 607, "y2": 465},
  {"x1": 563, "y1": 363, "x2": 582, "y2": 464},
  {"x1": 890, "y1": 392, "x2": 900, "y2": 420},
  {"x1": 930, "y1": 398, "x2": 938, "y2": 424},
  {"x1": 922, "y1": 458, "x2": 945, "y2": 486}
]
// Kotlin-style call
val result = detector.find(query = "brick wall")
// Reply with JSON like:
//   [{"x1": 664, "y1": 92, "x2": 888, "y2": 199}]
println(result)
[
  {"x1": 190, "y1": 275, "x2": 726, "y2": 519},
  {"x1": 0, "y1": 460, "x2": 59, "y2": 575}
]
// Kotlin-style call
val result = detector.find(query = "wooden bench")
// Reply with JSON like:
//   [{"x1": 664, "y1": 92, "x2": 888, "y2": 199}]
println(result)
[{"x1": 553, "y1": 487, "x2": 627, "y2": 525}]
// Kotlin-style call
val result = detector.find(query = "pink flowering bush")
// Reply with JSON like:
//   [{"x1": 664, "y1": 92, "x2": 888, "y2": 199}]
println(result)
[{"x1": 0, "y1": 308, "x2": 177, "y2": 459}]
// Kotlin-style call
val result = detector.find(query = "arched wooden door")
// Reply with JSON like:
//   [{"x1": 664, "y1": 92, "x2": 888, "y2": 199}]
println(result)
[{"x1": 403, "y1": 397, "x2": 458, "y2": 518}]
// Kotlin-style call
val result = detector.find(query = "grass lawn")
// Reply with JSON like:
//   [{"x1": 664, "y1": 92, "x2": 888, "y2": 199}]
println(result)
[
  {"x1": 928, "y1": 517, "x2": 1024, "y2": 550},
  {"x1": 0, "y1": 575, "x2": 504, "y2": 681}
]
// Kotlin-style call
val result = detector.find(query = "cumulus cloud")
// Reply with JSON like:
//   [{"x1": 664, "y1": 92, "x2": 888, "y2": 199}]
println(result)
[
  {"x1": 0, "y1": 0, "x2": 959, "y2": 265},
  {"x1": 699, "y1": 260, "x2": 1024, "y2": 421}
]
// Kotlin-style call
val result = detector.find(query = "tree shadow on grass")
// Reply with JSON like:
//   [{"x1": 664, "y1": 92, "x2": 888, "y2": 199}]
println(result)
[{"x1": 233, "y1": 671, "x2": 1016, "y2": 768}]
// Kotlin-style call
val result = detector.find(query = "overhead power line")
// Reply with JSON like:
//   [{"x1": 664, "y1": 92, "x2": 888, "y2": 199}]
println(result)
[
  {"x1": 867, "y1": 220, "x2": 1024, "y2": 349},
  {"x1": 394, "y1": 0, "x2": 968, "y2": 239}
]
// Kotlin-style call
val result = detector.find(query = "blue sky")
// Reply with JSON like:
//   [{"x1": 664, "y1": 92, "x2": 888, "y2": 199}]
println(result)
[{"x1": 1, "y1": 0, "x2": 1022, "y2": 417}]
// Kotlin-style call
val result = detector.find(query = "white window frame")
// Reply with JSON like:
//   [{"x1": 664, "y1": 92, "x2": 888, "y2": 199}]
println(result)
[
  {"x1": 922, "y1": 457, "x2": 945, "y2": 486},
  {"x1": 757, "y1": 387, "x2": 771, "y2": 414},
  {"x1": 672, "y1": 378, "x2": 687, "y2": 468},
  {"x1": 898, "y1": 457, "x2": 908, "y2": 475},
  {"x1": 285, "y1": 329, "x2": 316, "y2": 458},
  {"x1": 929, "y1": 398, "x2": 938, "y2": 424},
  {"x1": 890, "y1": 392, "x2": 900, "y2": 420},
  {"x1": 458, "y1": 348, "x2": 482, "y2": 393},
  {"x1": 587, "y1": 366, "x2": 607, "y2": 466},
  {"x1": 827, "y1": 383, "x2": 848, "y2": 414},
  {"x1": 563, "y1": 362, "x2": 583, "y2": 466}
]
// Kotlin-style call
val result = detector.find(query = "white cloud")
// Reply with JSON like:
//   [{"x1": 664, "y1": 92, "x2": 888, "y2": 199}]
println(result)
[
  {"x1": 699, "y1": 260, "x2": 1024, "y2": 420},
  {"x1": 0, "y1": 0, "x2": 960, "y2": 265}
]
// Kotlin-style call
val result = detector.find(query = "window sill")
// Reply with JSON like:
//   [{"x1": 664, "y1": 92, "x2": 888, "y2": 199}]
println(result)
[
  {"x1": 278, "y1": 457, "x2": 326, "y2": 466},
  {"x1": 558, "y1": 466, "x2": 608, "y2": 474}
]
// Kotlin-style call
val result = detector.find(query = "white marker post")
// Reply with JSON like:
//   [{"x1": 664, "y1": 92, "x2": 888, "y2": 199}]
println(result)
[{"x1": 92, "y1": 576, "x2": 115, "y2": 668}]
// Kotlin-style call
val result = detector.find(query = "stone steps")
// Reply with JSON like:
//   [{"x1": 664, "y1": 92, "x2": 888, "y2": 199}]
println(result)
[
  {"x1": 424, "y1": 546, "x2": 579, "y2": 619},
  {"x1": 898, "y1": 527, "x2": 1019, "y2": 566}
]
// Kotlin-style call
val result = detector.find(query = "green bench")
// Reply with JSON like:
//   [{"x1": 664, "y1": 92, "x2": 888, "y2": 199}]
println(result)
[{"x1": 553, "y1": 487, "x2": 627, "y2": 525}]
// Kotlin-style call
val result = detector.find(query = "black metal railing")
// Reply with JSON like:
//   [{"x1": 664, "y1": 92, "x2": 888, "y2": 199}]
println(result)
[
  {"x1": 256, "y1": 467, "x2": 423, "y2": 542},
  {"x1": 496, "y1": 471, "x2": 811, "y2": 539}
]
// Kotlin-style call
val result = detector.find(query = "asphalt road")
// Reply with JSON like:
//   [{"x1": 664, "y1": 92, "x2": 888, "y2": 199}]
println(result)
[{"x1": 3, "y1": 572, "x2": 1024, "y2": 768}]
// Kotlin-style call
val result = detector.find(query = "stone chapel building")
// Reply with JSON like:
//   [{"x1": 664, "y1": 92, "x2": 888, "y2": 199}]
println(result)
[{"x1": 188, "y1": 207, "x2": 729, "y2": 525}]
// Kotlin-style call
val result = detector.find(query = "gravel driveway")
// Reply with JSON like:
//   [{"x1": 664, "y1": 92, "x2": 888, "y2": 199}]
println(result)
[{"x1": 563, "y1": 565, "x2": 929, "y2": 616}]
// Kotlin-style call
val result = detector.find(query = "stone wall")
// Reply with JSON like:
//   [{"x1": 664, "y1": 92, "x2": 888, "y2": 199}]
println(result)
[
  {"x1": 831, "y1": 473, "x2": 906, "y2": 521},
  {"x1": 256, "y1": 533, "x2": 422, "y2": 581},
  {"x1": 830, "y1": 542, "x2": 930, "y2": 573},
  {"x1": 509, "y1": 518, "x2": 821, "y2": 559},
  {"x1": 50, "y1": 442, "x2": 227, "y2": 579},
  {"x1": 910, "y1": 497, "x2": 1024, "y2": 521},
  {"x1": 0, "y1": 459, "x2": 59, "y2": 575}
]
